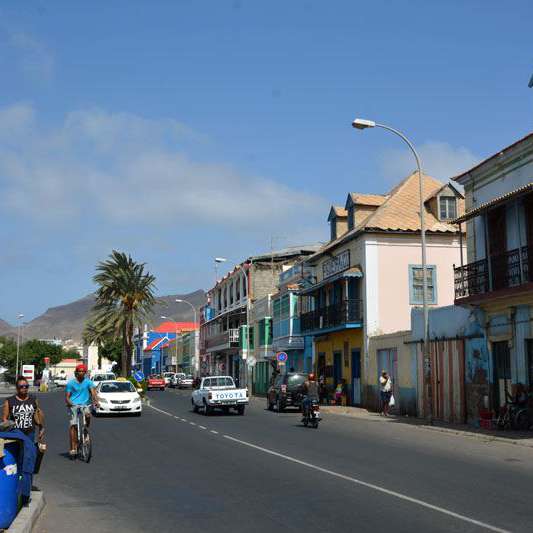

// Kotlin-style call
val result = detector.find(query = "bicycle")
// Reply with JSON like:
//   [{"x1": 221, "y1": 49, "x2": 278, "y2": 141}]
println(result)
[
  {"x1": 74, "y1": 405, "x2": 92, "y2": 463},
  {"x1": 496, "y1": 402, "x2": 530, "y2": 431}
]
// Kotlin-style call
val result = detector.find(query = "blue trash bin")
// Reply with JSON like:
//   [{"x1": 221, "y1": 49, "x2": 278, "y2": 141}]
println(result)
[{"x1": 0, "y1": 440, "x2": 20, "y2": 529}]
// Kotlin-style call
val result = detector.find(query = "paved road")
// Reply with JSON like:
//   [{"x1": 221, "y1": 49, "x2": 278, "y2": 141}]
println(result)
[{"x1": 33, "y1": 389, "x2": 533, "y2": 533}]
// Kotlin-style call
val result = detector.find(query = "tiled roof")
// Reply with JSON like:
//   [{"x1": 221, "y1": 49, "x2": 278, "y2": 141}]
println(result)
[
  {"x1": 154, "y1": 321, "x2": 198, "y2": 333},
  {"x1": 348, "y1": 193, "x2": 388, "y2": 207},
  {"x1": 330, "y1": 206, "x2": 347, "y2": 218},
  {"x1": 309, "y1": 172, "x2": 464, "y2": 260}
]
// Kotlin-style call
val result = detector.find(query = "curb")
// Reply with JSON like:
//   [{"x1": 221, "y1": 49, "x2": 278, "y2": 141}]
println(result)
[
  {"x1": 7, "y1": 491, "x2": 45, "y2": 533},
  {"x1": 318, "y1": 406, "x2": 533, "y2": 449}
]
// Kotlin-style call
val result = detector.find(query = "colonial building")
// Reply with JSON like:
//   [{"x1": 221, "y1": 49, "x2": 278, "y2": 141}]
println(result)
[
  {"x1": 200, "y1": 246, "x2": 319, "y2": 385},
  {"x1": 301, "y1": 172, "x2": 464, "y2": 407},
  {"x1": 453, "y1": 133, "x2": 533, "y2": 413}
]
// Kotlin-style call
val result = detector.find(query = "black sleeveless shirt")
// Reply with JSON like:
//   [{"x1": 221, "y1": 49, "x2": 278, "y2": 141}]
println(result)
[{"x1": 7, "y1": 395, "x2": 38, "y2": 434}]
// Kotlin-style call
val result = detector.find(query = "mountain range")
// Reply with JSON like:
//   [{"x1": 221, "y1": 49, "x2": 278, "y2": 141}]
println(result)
[{"x1": 0, "y1": 290, "x2": 206, "y2": 342}]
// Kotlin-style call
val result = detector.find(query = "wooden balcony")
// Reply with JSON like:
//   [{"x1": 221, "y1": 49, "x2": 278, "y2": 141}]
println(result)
[
  {"x1": 301, "y1": 299, "x2": 363, "y2": 334},
  {"x1": 204, "y1": 328, "x2": 240, "y2": 352},
  {"x1": 454, "y1": 245, "x2": 532, "y2": 300}
]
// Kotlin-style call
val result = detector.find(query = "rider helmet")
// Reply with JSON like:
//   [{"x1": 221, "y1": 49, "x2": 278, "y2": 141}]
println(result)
[{"x1": 308, "y1": 373, "x2": 316, "y2": 381}]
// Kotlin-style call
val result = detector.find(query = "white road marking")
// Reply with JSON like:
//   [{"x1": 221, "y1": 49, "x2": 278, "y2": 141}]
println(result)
[
  {"x1": 150, "y1": 406, "x2": 173, "y2": 417},
  {"x1": 198, "y1": 425, "x2": 207, "y2": 430},
  {"x1": 223, "y1": 435, "x2": 509, "y2": 533},
  {"x1": 210, "y1": 430, "x2": 219, "y2": 435},
  {"x1": 189, "y1": 422, "x2": 196, "y2": 426}
]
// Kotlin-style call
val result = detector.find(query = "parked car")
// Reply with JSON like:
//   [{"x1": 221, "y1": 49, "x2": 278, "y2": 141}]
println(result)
[
  {"x1": 178, "y1": 374, "x2": 194, "y2": 389},
  {"x1": 163, "y1": 372, "x2": 175, "y2": 386},
  {"x1": 191, "y1": 376, "x2": 248, "y2": 415},
  {"x1": 92, "y1": 372, "x2": 117, "y2": 383},
  {"x1": 147, "y1": 374, "x2": 166, "y2": 391},
  {"x1": 53, "y1": 374, "x2": 68, "y2": 387},
  {"x1": 171, "y1": 373, "x2": 186, "y2": 388},
  {"x1": 267, "y1": 372, "x2": 307, "y2": 412},
  {"x1": 94, "y1": 380, "x2": 142, "y2": 416}
]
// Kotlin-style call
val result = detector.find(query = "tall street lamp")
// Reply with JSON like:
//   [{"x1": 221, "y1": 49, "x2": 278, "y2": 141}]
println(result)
[
  {"x1": 215, "y1": 257, "x2": 251, "y2": 387},
  {"x1": 15, "y1": 313, "x2": 24, "y2": 377},
  {"x1": 175, "y1": 299, "x2": 198, "y2": 376},
  {"x1": 352, "y1": 118, "x2": 432, "y2": 424},
  {"x1": 161, "y1": 316, "x2": 178, "y2": 374}
]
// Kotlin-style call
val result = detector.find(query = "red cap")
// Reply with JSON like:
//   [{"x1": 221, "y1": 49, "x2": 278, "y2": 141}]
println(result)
[{"x1": 75, "y1": 364, "x2": 88, "y2": 373}]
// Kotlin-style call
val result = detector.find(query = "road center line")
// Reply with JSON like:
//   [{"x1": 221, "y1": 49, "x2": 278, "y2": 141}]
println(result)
[
  {"x1": 189, "y1": 422, "x2": 196, "y2": 426},
  {"x1": 223, "y1": 435, "x2": 509, "y2": 533},
  {"x1": 150, "y1": 406, "x2": 173, "y2": 417},
  {"x1": 210, "y1": 430, "x2": 219, "y2": 434},
  {"x1": 198, "y1": 425, "x2": 207, "y2": 430}
]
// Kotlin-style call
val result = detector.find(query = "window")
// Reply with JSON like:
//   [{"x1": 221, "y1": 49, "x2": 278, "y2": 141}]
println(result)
[
  {"x1": 439, "y1": 196, "x2": 457, "y2": 220},
  {"x1": 236, "y1": 278, "x2": 240, "y2": 301},
  {"x1": 409, "y1": 265, "x2": 437, "y2": 304},
  {"x1": 223, "y1": 286, "x2": 227, "y2": 308},
  {"x1": 229, "y1": 282, "x2": 234, "y2": 305},
  {"x1": 242, "y1": 275, "x2": 247, "y2": 296},
  {"x1": 330, "y1": 220, "x2": 337, "y2": 241}
]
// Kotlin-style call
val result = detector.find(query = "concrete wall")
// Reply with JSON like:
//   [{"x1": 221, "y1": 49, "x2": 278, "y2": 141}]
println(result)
[{"x1": 367, "y1": 331, "x2": 416, "y2": 415}]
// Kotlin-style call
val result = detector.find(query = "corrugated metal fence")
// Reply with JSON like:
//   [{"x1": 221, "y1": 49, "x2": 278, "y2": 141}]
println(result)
[{"x1": 416, "y1": 339, "x2": 466, "y2": 424}]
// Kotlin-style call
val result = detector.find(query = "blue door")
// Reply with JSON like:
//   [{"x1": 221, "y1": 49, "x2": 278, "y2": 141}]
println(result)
[{"x1": 351, "y1": 349, "x2": 361, "y2": 405}]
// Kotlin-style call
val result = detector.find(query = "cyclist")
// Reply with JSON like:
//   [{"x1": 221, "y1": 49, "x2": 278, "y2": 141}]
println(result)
[{"x1": 65, "y1": 364, "x2": 99, "y2": 459}]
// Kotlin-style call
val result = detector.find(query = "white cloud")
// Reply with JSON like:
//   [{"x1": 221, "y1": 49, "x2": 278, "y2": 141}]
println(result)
[
  {"x1": 7, "y1": 31, "x2": 54, "y2": 81},
  {"x1": 380, "y1": 141, "x2": 479, "y2": 183},
  {"x1": 0, "y1": 104, "x2": 325, "y2": 234}
]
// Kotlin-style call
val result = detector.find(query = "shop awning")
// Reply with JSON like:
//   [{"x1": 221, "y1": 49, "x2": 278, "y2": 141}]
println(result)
[{"x1": 298, "y1": 266, "x2": 363, "y2": 295}]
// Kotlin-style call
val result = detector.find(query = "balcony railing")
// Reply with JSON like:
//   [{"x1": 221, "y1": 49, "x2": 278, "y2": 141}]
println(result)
[
  {"x1": 455, "y1": 245, "x2": 532, "y2": 299},
  {"x1": 301, "y1": 299, "x2": 363, "y2": 333},
  {"x1": 205, "y1": 328, "x2": 240, "y2": 351}
]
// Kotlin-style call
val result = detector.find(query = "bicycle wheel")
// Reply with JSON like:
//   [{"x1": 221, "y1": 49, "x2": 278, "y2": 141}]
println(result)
[
  {"x1": 513, "y1": 409, "x2": 530, "y2": 431},
  {"x1": 79, "y1": 427, "x2": 92, "y2": 463}
]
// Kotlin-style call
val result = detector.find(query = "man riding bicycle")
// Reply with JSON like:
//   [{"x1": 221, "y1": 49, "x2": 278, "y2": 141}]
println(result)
[{"x1": 65, "y1": 364, "x2": 99, "y2": 459}]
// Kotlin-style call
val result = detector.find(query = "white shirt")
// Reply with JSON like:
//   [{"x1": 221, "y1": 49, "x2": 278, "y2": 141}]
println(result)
[{"x1": 380, "y1": 376, "x2": 392, "y2": 392}]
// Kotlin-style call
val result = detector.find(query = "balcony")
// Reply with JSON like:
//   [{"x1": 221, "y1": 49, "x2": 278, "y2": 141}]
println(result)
[
  {"x1": 455, "y1": 245, "x2": 532, "y2": 300},
  {"x1": 301, "y1": 299, "x2": 363, "y2": 334},
  {"x1": 205, "y1": 328, "x2": 240, "y2": 352}
]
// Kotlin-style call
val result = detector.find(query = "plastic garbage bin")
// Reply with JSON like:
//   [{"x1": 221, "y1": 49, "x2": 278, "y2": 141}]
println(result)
[{"x1": 0, "y1": 439, "x2": 20, "y2": 529}]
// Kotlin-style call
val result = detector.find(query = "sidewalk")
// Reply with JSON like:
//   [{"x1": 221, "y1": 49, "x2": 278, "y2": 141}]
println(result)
[{"x1": 318, "y1": 404, "x2": 533, "y2": 449}]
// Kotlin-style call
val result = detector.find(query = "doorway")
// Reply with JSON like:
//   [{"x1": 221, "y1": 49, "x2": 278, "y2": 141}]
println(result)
[
  {"x1": 333, "y1": 351, "x2": 342, "y2": 386},
  {"x1": 487, "y1": 206, "x2": 507, "y2": 290},
  {"x1": 377, "y1": 348, "x2": 399, "y2": 407},
  {"x1": 492, "y1": 341, "x2": 511, "y2": 409},
  {"x1": 351, "y1": 349, "x2": 361, "y2": 405}
]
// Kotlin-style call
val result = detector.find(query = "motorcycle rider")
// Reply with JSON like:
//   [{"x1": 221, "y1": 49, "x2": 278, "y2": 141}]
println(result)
[{"x1": 301, "y1": 373, "x2": 319, "y2": 421}]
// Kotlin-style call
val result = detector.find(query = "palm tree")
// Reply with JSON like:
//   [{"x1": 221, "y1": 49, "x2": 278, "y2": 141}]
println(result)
[{"x1": 88, "y1": 250, "x2": 156, "y2": 377}]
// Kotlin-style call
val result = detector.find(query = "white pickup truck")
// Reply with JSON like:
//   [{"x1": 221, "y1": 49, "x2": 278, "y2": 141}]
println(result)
[{"x1": 191, "y1": 376, "x2": 248, "y2": 416}]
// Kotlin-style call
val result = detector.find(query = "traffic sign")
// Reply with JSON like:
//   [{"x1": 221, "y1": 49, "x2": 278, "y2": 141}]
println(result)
[
  {"x1": 276, "y1": 352, "x2": 288, "y2": 363},
  {"x1": 22, "y1": 364, "x2": 35, "y2": 383},
  {"x1": 133, "y1": 370, "x2": 145, "y2": 382}
]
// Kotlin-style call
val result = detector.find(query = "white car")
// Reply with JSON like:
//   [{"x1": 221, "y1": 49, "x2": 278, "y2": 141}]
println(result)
[
  {"x1": 53, "y1": 375, "x2": 68, "y2": 387},
  {"x1": 170, "y1": 373, "x2": 186, "y2": 388},
  {"x1": 163, "y1": 372, "x2": 175, "y2": 386},
  {"x1": 94, "y1": 380, "x2": 142, "y2": 416},
  {"x1": 92, "y1": 372, "x2": 117, "y2": 384},
  {"x1": 178, "y1": 375, "x2": 194, "y2": 389}
]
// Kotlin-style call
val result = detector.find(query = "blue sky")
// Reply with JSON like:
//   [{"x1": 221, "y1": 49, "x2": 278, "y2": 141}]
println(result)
[{"x1": 1, "y1": 0, "x2": 532, "y2": 321}]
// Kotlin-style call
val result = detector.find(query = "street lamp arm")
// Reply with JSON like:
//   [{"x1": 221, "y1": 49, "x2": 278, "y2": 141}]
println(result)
[{"x1": 374, "y1": 123, "x2": 422, "y2": 172}]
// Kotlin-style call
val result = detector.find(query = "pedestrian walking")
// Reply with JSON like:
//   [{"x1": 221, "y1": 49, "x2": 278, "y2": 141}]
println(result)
[{"x1": 379, "y1": 370, "x2": 392, "y2": 416}]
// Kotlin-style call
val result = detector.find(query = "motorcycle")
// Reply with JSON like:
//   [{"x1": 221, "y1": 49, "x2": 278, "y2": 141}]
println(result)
[{"x1": 302, "y1": 398, "x2": 321, "y2": 428}]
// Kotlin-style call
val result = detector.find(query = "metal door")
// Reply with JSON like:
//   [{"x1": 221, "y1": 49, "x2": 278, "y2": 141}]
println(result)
[{"x1": 351, "y1": 349, "x2": 361, "y2": 405}]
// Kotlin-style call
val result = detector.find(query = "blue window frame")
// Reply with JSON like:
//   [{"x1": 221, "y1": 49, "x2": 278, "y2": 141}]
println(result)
[{"x1": 408, "y1": 265, "x2": 437, "y2": 305}]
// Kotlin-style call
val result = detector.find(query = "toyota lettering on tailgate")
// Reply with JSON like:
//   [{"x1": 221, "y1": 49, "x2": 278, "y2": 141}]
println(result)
[{"x1": 217, "y1": 392, "x2": 242, "y2": 399}]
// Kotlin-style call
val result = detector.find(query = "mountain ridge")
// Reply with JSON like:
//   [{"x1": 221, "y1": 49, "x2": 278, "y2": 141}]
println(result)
[{"x1": 0, "y1": 290, "x2": 206, "y2": 342}]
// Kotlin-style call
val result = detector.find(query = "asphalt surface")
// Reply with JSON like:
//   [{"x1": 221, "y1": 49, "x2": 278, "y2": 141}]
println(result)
[{"x1": 33, "y1": 389, "x2": 533, "y2": 533}]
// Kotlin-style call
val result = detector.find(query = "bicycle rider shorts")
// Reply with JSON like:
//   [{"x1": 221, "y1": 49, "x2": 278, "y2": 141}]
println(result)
[{"x1": 68, "y1": 405, "x2": 91, "y2": 426}]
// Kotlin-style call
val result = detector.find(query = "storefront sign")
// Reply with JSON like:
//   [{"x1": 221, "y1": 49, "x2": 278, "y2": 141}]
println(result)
[{"x1": 322, "y1": 250, "x2": 350, "y2": 279}]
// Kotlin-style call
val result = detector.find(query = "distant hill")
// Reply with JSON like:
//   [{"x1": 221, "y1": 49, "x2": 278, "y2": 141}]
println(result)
[
  {"x1": 0, "y1": 290, "x2": 205, "y2": 342},
  {"x1": 0, "y1": 319, "x2": 13, "y2": 336}
]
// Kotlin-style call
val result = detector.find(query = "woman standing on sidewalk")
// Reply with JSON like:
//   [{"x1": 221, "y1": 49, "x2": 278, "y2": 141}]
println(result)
[{"x1": 379, "y1": 370, "x2": 392, "y2": 417}]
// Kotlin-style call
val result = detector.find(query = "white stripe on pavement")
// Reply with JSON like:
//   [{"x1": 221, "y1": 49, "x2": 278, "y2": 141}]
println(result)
[
  {"x1": 189, "y1": 422, "x2": 196, "y2": 426},
  {"x1": 210, "y1": 430, "x2": 218, "y2": 435},
  {"x1": 198, "y1": 425, "x2": 207, "y2": 430},
  {"x1": 223, "y1": 435, "x2": 510, "y2": 533},
  {"x1": 150, "y1": 406, "x2": 173, "y2": 416}
]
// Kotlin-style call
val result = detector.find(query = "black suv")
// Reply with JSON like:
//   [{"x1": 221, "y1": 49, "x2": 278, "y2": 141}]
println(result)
[{"x1": 267, "y1": 372, "x2": 307, "y2": 412}]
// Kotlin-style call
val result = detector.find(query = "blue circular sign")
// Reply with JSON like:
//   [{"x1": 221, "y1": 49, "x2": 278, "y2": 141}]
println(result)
[
  {"x1": 133, "y1": 371, "x2": 145, "y2": 382},
  {"x1": 276, "y1": 352, "x2": 288, "y2": 363}
]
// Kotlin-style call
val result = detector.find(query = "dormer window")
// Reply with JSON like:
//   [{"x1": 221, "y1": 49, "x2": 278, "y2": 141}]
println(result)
[
  {"x1": 439, "y1": 196, "x2": 457, "y2": 220},
  {"x1": 347, "y1": 207, "x2": 355, "y2": 230}
]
